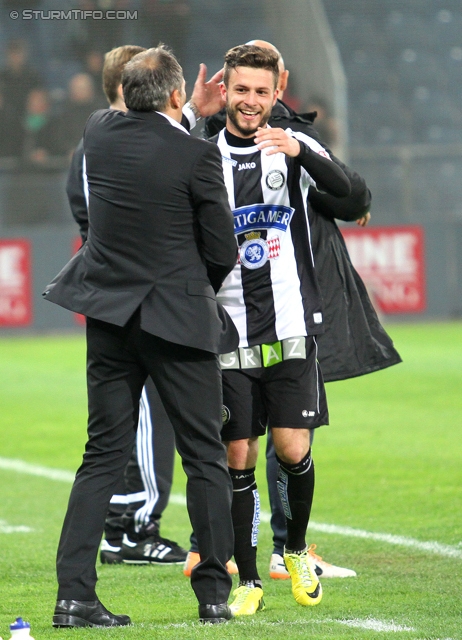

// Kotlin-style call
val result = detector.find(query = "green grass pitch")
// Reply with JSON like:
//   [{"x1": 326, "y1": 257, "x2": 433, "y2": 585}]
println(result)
[{"x1": 0, "y1": 322, "x2": 461, "y2": 639}]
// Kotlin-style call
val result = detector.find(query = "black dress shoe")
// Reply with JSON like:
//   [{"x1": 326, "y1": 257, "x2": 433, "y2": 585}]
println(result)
[
  {"x1": 198, "y1": 603, "x2": 233, "y2": 624},
  {"x1": 52, "y1": 599, "x2": 131, "y2": 627}
]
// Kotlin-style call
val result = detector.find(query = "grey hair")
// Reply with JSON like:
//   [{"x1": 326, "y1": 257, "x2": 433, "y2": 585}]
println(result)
[{"x1": 122, "y1": 45, "x2": 183, "y2": 112}]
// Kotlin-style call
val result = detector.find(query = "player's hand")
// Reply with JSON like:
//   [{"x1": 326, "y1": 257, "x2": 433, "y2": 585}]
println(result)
[
  {"x1": 189, "y1": 64, "x2": 225, "y2": 117},
  {"x1": 254, "y1": 127, "x2": 300, "y2": 157},
  {"x1": 356, "y1": 212, "x2": 371, "y2": 227}
]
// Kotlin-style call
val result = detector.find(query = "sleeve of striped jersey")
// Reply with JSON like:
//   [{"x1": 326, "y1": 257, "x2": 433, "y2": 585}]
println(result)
[{"x1": 293, "y1": 131, "x2": 351, "y2": 198}]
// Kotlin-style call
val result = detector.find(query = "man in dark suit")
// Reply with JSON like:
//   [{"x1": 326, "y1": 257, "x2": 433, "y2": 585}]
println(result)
[
  {"x1": 67, "y1": 44, "x2": 237, "y2": 571},
  {"x1": 43, "y1": 45, "x2": 238, "y2": 627}
]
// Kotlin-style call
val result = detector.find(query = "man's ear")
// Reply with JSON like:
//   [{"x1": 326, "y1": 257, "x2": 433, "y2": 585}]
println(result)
[
  {"x1": 279, "y1": 69, "x2": 289, "y2": 94},
  {"x1": 117, "y1": 83, "x2": 124, "y2": 101},
  {"x1": 170, "y1": 88, "x2": 182, "y2": 110},
  {"x1": 220, "y1": 82, "x2": 227, "y2": 102}
]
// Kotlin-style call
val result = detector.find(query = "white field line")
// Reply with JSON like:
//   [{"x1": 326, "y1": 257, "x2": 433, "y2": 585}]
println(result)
[
  {"x1": 305, "y1": 521, "x2": 462, "y2": 560},
  {"x1": 337, "y1": 618, "x2": 414, "y2": 632},
  {"x1": 235, "y1": 618, "x2": 416, "y2": 632},
  {"x1": 0, "y1": 457, "x2": 75, "y2": 482},
  {"x1": 152, "y1": 617, "x2": 415, "y2": 632},
  {"x1": 0, "y1": 519, "x2": 34, "y2": 533},
  {"x1": 1, "y1": 457, "x2": 461, "y2": 561}
]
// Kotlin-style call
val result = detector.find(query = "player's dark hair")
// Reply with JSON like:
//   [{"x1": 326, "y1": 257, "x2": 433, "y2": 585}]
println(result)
[
  {"x1": 103, "y1": 45, "x2": 146, "y2": 105},
  {"x1": 223, "y1": 44, "x2": 279, "y2": 88},
  {"x1": 122, "y1": 45, "x2": 183, "y2": 112}
]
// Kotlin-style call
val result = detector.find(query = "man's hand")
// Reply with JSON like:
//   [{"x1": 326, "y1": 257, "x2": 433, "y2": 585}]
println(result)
[
  {"x1": 254, "y1": 127, "x2": 300, "y2": 157},
  {"x1": 356, "y1": 212, "x2": 371, "y2": 227},
  {"x1": 189, "y1": 64, "x2": 225, "y2": 118}
]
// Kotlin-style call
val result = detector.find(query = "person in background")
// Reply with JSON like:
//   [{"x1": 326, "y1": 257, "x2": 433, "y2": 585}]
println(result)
[
  {"x1": 57, "y1": 72, "x2": 101, "y2": 158},
  {"x1": 0, "y1": 39, "x2": 43, "y2": 118},
  {"x1": 23, "y1": 88, "x2": 65, "y2": 165},
  {"x1": 0, "y1": 39, "x2": 43, "y2": 158}
]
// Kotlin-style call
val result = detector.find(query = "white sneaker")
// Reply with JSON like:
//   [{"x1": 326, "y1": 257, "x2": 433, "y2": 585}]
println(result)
[
  {"x1": 269, "y1": 545, "x2": 357, "y2": 580},
  {"x1": 269, "y1": 553, "x2": 290, "y2": 579},
  {"x1": 308, "y1": 544, "x2": 357, "y2": 578}
]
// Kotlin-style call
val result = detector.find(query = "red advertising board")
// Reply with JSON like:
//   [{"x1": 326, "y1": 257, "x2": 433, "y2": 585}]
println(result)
[
  {"x1": 0, "y1": 239, "x2": 33, "y2": 326},
  {"x1": 341, "y1": 225, "x2": 426, "y2": 314}
]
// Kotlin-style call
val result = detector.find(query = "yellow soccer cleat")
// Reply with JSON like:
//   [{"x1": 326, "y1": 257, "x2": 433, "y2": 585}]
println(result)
[
  {"x1": 229, "y1": 583, "x2": 265, "y2": 616},
  {"x1": 284, "y1": 547, "x2": 323, "y2": 606}
]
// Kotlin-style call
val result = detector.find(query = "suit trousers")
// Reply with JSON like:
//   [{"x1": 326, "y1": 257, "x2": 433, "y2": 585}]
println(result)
[{"x1": 56, "y1": 309, "x2": 233, "y2": 605}]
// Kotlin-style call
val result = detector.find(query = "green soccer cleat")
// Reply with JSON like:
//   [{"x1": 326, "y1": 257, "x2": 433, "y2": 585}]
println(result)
[
  {"x1": 283, "y1": 547, "x2": 323, "y2": 606},
  {"x1": 229, "y1": 582, "x2": 265, "y2": 616}
]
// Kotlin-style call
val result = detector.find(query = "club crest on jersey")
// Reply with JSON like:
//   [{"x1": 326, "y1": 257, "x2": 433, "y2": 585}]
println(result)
[
  {"x1": 266, "y1": 169, "x2": 285, "y2": 190},
  {"x1": 240, "y1": 235, "x2": 269, "y2": 270},
  {"x1": 237, "y1": 232, "x2": 280, "y2": 268}
]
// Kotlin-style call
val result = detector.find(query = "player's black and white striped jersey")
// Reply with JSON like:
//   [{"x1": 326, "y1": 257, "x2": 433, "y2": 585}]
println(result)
[{"x1": 216, "y1": 126, "x2": 328, "y2": 348}]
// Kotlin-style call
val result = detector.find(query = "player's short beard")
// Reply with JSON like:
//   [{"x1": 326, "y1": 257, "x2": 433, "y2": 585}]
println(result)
[{"x1": 226, "y1": 103, "x2": 272, "y2": 138}]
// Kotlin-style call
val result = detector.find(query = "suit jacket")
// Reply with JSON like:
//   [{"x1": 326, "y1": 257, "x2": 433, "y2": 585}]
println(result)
[
  {"x1": 44, "y1": 108, "x2": 239, "y2": 354},
  {"x1": 66, "y1": 114, "x2": 195, "y2": 245}
]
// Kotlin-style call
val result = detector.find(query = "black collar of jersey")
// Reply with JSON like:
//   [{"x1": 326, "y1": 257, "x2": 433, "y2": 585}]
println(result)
[{"x1": 224, "y1": 128, "x2": 257, "y2": 148}]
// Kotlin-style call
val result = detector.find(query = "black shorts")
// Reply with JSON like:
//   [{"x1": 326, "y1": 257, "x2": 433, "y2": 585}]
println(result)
[{"x1": 221, "y1": 337, "x2": 329, "y2": 442}]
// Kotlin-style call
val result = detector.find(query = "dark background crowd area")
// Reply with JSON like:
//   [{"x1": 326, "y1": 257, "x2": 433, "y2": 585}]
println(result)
[
  {"x1": 0, "y1": 0, "x2": 283, "y2": 172},
  {"x1": 1, "y1": 0, "x2": 462, "y2": 222},
  {"x1": 2, "y1": 0, "x2": 462, "y2": 162},
  {"x1": 324, "y1": 0, "x2": 462, "y2": 147}
]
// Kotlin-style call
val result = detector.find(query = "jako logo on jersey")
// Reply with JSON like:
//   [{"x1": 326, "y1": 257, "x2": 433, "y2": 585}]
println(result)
[
  {"x1": 233, "y1": 203, "x2": 295, "y2": 234},
  {"x1": 238, "y1": 161, "x2": 256, "y2": 171},
  {"x1": 266, "y1": 169, "x2": 285, "y2": 190}
]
